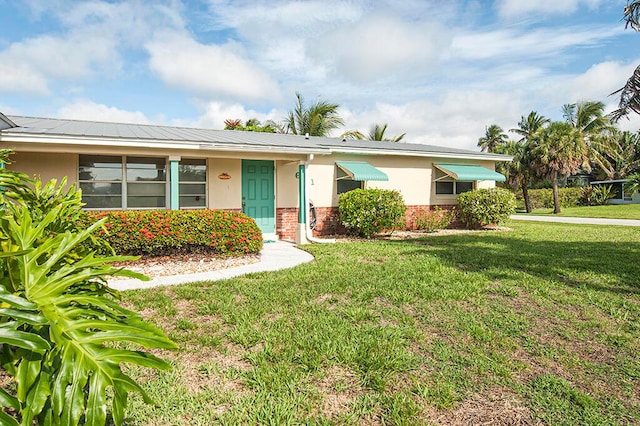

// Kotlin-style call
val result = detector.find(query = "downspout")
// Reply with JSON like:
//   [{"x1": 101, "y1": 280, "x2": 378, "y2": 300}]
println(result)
[{"x1": 304, "y1": 154, "x2": 335, "y2": 244}]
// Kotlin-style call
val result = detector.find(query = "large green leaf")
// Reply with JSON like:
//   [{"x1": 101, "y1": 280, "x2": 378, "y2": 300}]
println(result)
[{"x1": 0, "y1": 323, "x2": 50, "y2": 352}]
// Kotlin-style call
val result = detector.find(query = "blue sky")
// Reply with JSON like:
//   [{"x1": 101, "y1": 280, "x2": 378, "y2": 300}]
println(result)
[{"x1": 1, "y1": 0, "x2": 638, "y2": 150}]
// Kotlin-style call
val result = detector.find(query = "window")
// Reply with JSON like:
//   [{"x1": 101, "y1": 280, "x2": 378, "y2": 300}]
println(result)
[
  {"x1": 80, "y1": 155, "x2": 167, "y2": 209},
  {"x1": 336, "y1": 165, "x2": 364, "y2": 194},
  {"x1": 337, "y1": 179, "x2": 363, "y2": 194},
  {"x1": 79, "y1": 155, "x2": 123, "y2": 209},
  {"x1": 127, "y1": 157, "x2": 166, "y2": 208},
  {"x1": 433, "y1": 168, "x2": 474, "y2": 195},
  {"x1": 179, "y1": 159, "x2": 207, "y2": 208},
  {"x1": 80, "y1": 155, "x2": 208, "y2": 210},
  {"x1": 435, "y1": 180, "x2": 474, "y2": 195}
]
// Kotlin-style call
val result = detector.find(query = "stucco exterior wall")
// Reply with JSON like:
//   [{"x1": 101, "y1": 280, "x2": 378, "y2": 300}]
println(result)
[
  {"x1": 306, "y1": 154, "x2": 433, "y2": 207},
  {"x1": 7, "y1": 152, "x2": 78, "y2": 187},
  {"x1": 276, "y1": 160, "x2": 299, "y2": 209},
  {"x1": 208, "y1": 158, "x2": 241, "y2": 210}
]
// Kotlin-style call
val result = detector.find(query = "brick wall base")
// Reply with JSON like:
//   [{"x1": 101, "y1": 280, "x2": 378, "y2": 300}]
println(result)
[
  {"x1": 276, "y1": 207, "x2": 299, "y2": 241},
  {"x1": 276, "y1": 204, "x2": 459, "y2": 240}
]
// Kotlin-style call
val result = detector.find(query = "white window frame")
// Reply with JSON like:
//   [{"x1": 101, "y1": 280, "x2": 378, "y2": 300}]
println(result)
[
  {"x1": 79, "y1": 155, "x2": 169, "y2": 210},
  {"x1": 178, "y1": 158, "x2": 208, "y2": 209}
]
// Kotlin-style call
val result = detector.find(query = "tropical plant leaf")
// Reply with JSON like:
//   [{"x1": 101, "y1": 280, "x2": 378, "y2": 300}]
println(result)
[
  {"x1": 0, "y1": 163, "x2": 175, "y2": 425},
  {"x1": 0, "y1": 323, "x2": 50, "y2": 352}
]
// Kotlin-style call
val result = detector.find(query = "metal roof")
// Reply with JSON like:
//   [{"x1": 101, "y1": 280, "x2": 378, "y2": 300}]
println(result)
[{"x1": 1, "y1": 115, "x2": 511, "y2": 161}]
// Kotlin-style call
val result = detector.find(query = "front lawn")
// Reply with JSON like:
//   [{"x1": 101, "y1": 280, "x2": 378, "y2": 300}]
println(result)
[
  {"x1": 122, "y1": 222, "x2": 640, "y2": 425},
  {"x1": 528, "y1": 203, "x2": 640, "y2": 219}
]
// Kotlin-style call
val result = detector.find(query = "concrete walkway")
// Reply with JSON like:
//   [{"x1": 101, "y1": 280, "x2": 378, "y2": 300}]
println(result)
[
  {"x1": 511, "y1": 214, "x2": 640, "y2": 227},
  {"x1": 109, "y1": 241, "x2": 315, "y2": 291}
]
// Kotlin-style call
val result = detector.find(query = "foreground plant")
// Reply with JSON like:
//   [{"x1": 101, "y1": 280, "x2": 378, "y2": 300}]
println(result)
[{"x1": 0, "y1": 151, "x2": 176, "y2": 425}]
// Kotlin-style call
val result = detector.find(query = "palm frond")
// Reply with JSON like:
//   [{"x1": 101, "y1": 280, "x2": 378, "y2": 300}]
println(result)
[
  {"x1": 609, "y1": 65, "x2": 640, "y2": 122},
  {"x1": 624, "y1": 0, "x2": 640, "y2": 30}
]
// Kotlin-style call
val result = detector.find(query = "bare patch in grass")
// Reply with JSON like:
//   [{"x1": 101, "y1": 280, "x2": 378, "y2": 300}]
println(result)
[
  {"x1": 422, "y1": 386, "x2": 539, "y2": 425},
  {"x1": 312, "y1": 293, "x2": 345, "y2": 309},
  {"x1": 313, "y1": 366, "x2": 364, "y2": 420}
]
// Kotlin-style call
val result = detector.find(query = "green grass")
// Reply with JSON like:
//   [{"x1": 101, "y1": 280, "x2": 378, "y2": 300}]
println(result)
[
  {"x1": 121, "y1": 222, "x2": 640, "y2": 425},
  {"x1": 528, "y1": 203, "x2": 640, "y2": 219}
]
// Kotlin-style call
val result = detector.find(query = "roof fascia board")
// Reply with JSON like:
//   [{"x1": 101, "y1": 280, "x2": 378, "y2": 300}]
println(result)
[
  {"x1": 0, "y1": 133, "x2": 328, "y2": 155},
  {"x1": 328, "y1": 147, "x2": 512, "y2": 161}
]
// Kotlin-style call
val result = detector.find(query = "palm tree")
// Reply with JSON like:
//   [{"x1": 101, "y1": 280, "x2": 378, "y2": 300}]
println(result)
[
  {"x1": 367, "y1": 123, "x2": 405, "y2": 142},
  {"x1": 530, "y1": 122, "x2": 589, "y2": 214},
  {"x1": 611, "y1": 130, "x2": 640, "y2": 178},
  {"x1": 284, "y1": 92, "x2": 344, "y2": 137},
  {"x1": 509, "y1": 111, "x2": 550, "y2": 143},
  {"x1": 563, "y1": 100, "x2": 616, "y2": 179},
  {"x1": 341, "y1": 123, "x2": 405, "y2": 142},
  {"x1": 611, "y1": 0, "x2": 640, "y2": 121},
  {"x1": 477, "y1": 124, "x2": 508, "y2": 153},
  {"x1": 626, "y1": 172, "x2": 640, "y2": 195},
  {"x1": 495, "y1": 140, "x2": 535, "y2": 212}
]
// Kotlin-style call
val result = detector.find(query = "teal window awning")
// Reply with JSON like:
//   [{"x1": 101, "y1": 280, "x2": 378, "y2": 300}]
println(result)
[
  {"x1": 435, "y1": 164, "x2": 506, "y2": 182},
  {"x1": 336, "y1": 161, "x2": 388, "y2": 181}
]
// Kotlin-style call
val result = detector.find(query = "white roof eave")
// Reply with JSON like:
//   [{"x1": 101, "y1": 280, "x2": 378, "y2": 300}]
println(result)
[
  {"x1": 327, "y1": 147, "x2": 513, "y2": 162},
  {"x1": 0, "y1": 133, "x2": 328, "y2": 155}
]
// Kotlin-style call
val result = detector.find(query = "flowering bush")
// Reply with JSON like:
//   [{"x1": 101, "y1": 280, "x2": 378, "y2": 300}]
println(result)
[
  {"x1": 81, "y1": 209, "x2": 263, "y2": 256},
  {"x1": 413, "y1": 206, "x2": 456, "y2": 232}
]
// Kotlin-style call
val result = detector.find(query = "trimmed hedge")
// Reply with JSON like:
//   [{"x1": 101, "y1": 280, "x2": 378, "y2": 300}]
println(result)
[
  {"x1": 338, "y1": 189, "x2": 406, "y2": 238},
  {"x1": 81, "y1": 209, "x2": 263, "y2": 256},
  {"x1": 457, "y1": 188, "x2": 516, "y2": 228},
  {"x1": 515, "y1": 187, "x2": 583, "y2": 209}
]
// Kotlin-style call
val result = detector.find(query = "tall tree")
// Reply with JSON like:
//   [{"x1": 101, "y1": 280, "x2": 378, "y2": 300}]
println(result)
[
  {"x1": 284, "y1": 92, "x2": 344, "y2": 137},
  {"x1": 495, "y1": 140, "x2": 535, "y2": 213},
  {"x1": 563, "y1": 100, "x2": 616, "y2": 179},
  {"x1": 341, "y1": 123, "x2": 405, "y2": 142},
  {"x1": 509, "y1": 111, "x2": 550, "y2": 143},
  {"x1": 530, "y1": 122, "x2": 589, "y2": 214},
  {"x1": 610, "y1": 1, "x2": 640, "y2": 121},
  {"x1": 611, "y1": 130, "x2": 640, "y2": 178},
  {"x1": 477, "y1": 124, "x2": 508, "y2": 153}
]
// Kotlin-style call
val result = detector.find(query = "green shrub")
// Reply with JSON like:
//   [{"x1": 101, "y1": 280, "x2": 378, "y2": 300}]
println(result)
[
  {"x1": 516, "y1": 187, "x2": 584, "y2": 209},
  {"x1": 338, "y1": 189, "x2": 406, "y2": 238},
  {"x1": 457, "y1": 188, "x2": 516, "y2": 228},
  {"x1": 581, "y1": 185, "x2": 615, "y2": 206},
  {"x1": 413, "y1": 206, "x2": 456, "y2": 232},
  {"x1": 82, "y1": 209, "x2": 263, "y2": 256},
  {"x1": 0, "y1": 150, "x2": 175, "y2": 425}
]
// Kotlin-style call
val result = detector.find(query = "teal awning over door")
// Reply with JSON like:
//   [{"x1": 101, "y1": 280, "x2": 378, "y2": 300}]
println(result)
[
  {"x1": 336, "y1": 161, "x2": 388, "y2": 181},
  {"x1": 435, "y1": 164, "x2": 506, "y2": 182}
]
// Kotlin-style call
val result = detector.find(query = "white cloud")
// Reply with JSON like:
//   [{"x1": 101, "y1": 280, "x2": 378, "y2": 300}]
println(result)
[
  {"x1": 179, "y1": 101, "x2": 285, "y2": 130},
  {"x1": 452, "y1": 25, "x2": 620, "y2": 61},
  {"x1": 0, "y1": 32, "x2": 119, "y2": 94},
  {"x1": 569, "y1": 60, "x2": 639, "y2": 101},
  {"x1": 145, "y1": 32, "x2": 281, "y2": 104},
  {"x1": 341, "y1": 90, "x2": 522, "y2": 151},
  {"x1": 309, "y1": 15, "x2": 451, "y2": 83},
  {"x1": 0, "y1": 1, "x2": 184, "y2": 95},
  {"x1": 496, "y1": 0, "x2": 606, "y2": 18},
  {"x1": 57, "y1": 100, "x2": 152, "y2": 124}
]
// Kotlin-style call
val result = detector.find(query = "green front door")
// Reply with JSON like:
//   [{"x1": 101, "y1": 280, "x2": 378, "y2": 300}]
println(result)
[{"x1": 242, "y1": 160, "x2": 275, "y2": 234}]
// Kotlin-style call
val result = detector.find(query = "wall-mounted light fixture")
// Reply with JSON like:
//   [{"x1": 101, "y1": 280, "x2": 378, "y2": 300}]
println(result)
[{"x1": 218, "y1": 172, "x2": 231, "y2": 180}]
